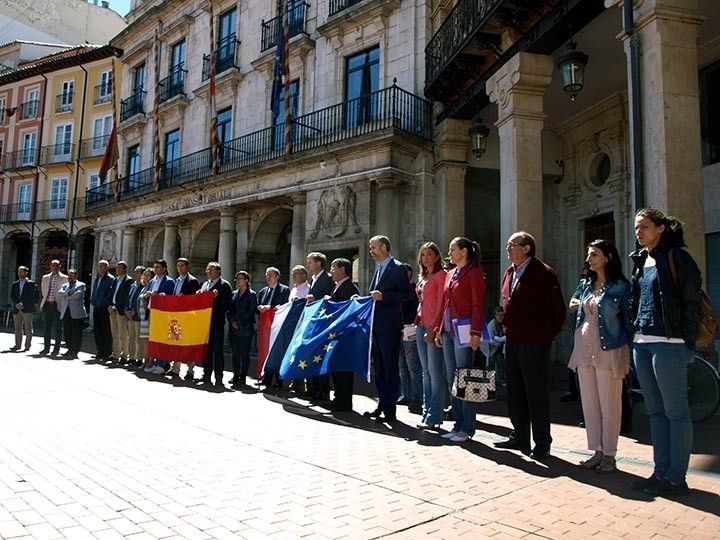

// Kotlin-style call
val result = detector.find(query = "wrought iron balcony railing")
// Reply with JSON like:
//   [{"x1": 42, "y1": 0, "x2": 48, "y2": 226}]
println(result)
[
  {"x1": 158, "y1": 66, "x2": 187, "y2": 103},
  {"x1": 329, "y1": 0, "x2": 365, "y2": 16},
  {"x1": 425, "y1": 0, "x2": 500, "y2": 91},
  {"x1": 4, "y1": 148, "x2": 38, "y2": 170},
  {"x1": 81, "y1": 135, "x2": 110, "y2": 159},
  {"x1": 261, "y1": 2, "x2": 309, "y2": 52},
  {"x1": 40, "y1": 143, "x2": 76, "y2": 166},
  {"x1": 20, "y1": 99, "x2": 39, "y2": 120},
  {"x1": 56, "y1": 92, "x2": 74, "y2": 113},
  {"x1": 120, "y1": 89, "x2": 146, "y2": 122},
  {"x1": 94, "y1": 83, "x2": 113, "y2": 105},
  {"x1": 0, "y1": 202, "x2": 33, "y2": 223},
  {"x1": 202, "y1": 35, "x2": 240, "y2": 81},
  {"x1": 34, "y1": 200, "x2": 71, "y2": 220},
  {"x1": 86, "y1": 84, "x2": 431, "y2": 211}
]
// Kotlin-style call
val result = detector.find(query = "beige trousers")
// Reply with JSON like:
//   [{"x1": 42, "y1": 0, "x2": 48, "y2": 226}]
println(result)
[
  {"x1": 109, "y1": 309, "x2": 129, "y2": 358},
  {"x1": 127, "y1": 320, "x2": 140, "y2": 359},
  {"x1": 13, "y1": 312, "x2": 33, "y2": 348},
  {"x1": 577, "y1": 364, "x2": 623, "y2": 456}
]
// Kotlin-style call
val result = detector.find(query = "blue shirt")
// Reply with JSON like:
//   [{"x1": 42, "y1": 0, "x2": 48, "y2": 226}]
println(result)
[
  {"x1": 371, "y1": 256, "x2": 392, "y2": 289},
  {"x1": 511, "y1": 257, "x2": 532, "y2": 294}
]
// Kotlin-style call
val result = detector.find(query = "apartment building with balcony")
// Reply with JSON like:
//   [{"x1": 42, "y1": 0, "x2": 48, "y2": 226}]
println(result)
[
  {"x1": 0, "y1": 44, "x2": 123, "y2": 304},
  {"x1": 91, "y1": 0, "x2": 433, "y2": 287}
]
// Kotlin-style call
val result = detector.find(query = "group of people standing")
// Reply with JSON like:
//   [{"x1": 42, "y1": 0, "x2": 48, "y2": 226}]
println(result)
[{"x1": 7, "y1": 207, "x2": 703, "y2": 497}]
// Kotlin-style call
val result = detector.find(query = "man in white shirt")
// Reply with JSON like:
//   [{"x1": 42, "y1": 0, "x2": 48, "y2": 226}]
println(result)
[
  {"x1": 289, "y1": 265, "x2": 310, "y2": 301},
  {"x1": 39, "y1": 259, "x2": 68, "y2": 356}
]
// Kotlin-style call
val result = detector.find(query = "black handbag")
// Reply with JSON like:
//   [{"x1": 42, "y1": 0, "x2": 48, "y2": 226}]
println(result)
[{"x1": 451, "y1": 368, "x2": 496, "y2": 402}]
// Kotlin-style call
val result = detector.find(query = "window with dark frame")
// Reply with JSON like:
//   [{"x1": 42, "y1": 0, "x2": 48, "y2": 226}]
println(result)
[
  {"x1": 344, "y1": 46, "x2": 380, "y2": 129},
  {"x1": 700, "y1": 59, "x2": 720, "y2": 166}
]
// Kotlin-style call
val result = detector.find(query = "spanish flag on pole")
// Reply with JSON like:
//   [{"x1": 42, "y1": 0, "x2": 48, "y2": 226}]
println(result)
[{"x1": 147, "y1": 292, "x2": 215, "y2": 362}]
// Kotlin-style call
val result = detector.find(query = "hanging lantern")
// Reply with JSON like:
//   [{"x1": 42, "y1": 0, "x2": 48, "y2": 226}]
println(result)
[
  {"x1": 469, "y1": 122, "x2": 490, "y2": 159},
  {"x1": 557, "y1": 40, "x2": 588, "y2": 101}
]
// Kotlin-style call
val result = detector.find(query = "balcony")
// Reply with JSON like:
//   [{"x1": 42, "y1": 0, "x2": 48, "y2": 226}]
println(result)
[
  {"x1": 35, "y1": 200, "x2": 71, "y2": 220},
  {"x1": 260, "y1": 2, "x2": 309, "y2": 52},
  {"x1": 40, "y1": 143, "x2": 76, "y2": 166},
  {"x1": 202, "y1": 35, "x2": 240, "y2": 81},
  {"x1": 55, "y1": 92, "x2": 74, "y2": 113},
  {"x1": 120, "y1": 89, "x2": 146, "y2": 122},
  {"x1": 20, "y1": 100, "x2": 39, "y2": 120},
  {"x1": 0, "y1": 202, "x2": 33, "y2": 223},
  {"x1": 4, "y1": 148, "x2": 38, "y2": 170},
  {"x1": 93, "y1": 83, "x2": 113, "y2": 105},
  {"x1": 158, "y1": 67, "x2": 187, "y2": 104},
  {"x1": 86, "y1": 84, "x2": 432, "y2": 211},
  {"x1": 81, "y1": 135, "x2": 110, "y2": 159},
  {"x1": 329, "y1": 0, "x2": 364, "y2": 16}
]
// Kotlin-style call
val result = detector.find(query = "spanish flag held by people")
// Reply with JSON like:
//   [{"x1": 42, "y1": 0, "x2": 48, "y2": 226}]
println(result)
[{"x1": 147, "y1": 292, "x2": 215, "y2": 362}]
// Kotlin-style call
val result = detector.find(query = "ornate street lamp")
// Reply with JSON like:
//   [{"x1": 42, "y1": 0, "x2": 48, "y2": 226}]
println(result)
[
  {"x1": 557, "y1": 40, "x2": 588, "y2": 101},
  {"x1": 469, "y1": 122, "x2": 490, "y2": 159}
]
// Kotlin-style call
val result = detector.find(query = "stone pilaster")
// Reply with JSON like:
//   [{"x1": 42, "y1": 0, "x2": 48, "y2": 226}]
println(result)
[
  {"x1": 235, "y1": 210, "x2": 250, "y2": 272},
  {"x1": 178, "y1": 222, "x2": 193, "y2": 262},
  {"x1": 373, "y1": 176, "x2": 401, "y2": 248},
  {"x1": 487, "y1": 52, "x2": 553, "y2": 257},
  {"x1": 622, "y1": 0, "x2": 705, "y2": 271},
  {"x1": 162, "y1": 220, "x2": 179, "y2": 277},
  {"x1": 433, "y1": 118, "x2": 471, "y2": 249},
  {"x1": 289, "y1": 194, "x2": 307, "y2": 269},
  {"x1": 121, "y1": 227, "x2": 136, "y2": 265},
  {"x1": 218, "y1": 209, "x2": 237, "y2": 278}
]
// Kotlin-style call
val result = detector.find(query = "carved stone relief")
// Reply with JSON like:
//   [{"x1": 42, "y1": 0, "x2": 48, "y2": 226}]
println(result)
[{"x1": 310, "y1": 185, "x2": 362, "y2": 239}]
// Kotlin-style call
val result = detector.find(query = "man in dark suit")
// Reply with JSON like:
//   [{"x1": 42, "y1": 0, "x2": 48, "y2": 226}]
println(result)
[
  {"x1": 144, "y1": 259, "x2": 176, "y2": 375},
  {"x1": 10, "y1": 265, "x2": 39, "y2": 351},
  {"x1": 305, "y1": 252, "x2": 336, "y2": 400},
  {"x1": 363, "y1": 235, "x2": 415, "y2": 423},
  {"x1": 108, "y1": 261, "x2": 134, "y2": 362},
  {"x1": 227, "y1": 271, "x2": 258, "y2": 387},
  {"x1": 494, "y1": 231, "x2": 566, "y2": 460},
  {"x1": 257, "y1": 266, "x2": 290, "y2": 310},
  {"x1": 171, "y1": 257, "x2": 201, "y2": 379},
  {"x1": 90, "y1": 259, "x2": 115, "y2": 360},
  {"x1": 199, "y1": 261, "x2": 233, "y2": 387},
  {"x1": 124, "y1": 266, "x2": 146, "y2": 366},
  {"x1": 327, "y1": 258, "x2": 360, "y2": 412}
]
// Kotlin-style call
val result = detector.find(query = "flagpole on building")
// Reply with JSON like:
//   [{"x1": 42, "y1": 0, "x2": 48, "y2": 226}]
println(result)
[
  {"x1": 209, "y1": 0, "x2": 219, "y2": 175},
  {"x1": 282, "y1": 0, "x2": 292, "y2": 155},
  {"x1": 153, "y1": 29, "x2": 162, "y2": 191}
]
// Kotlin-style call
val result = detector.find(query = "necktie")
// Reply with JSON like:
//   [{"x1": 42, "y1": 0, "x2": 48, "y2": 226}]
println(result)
[
  {"x1": 370, "y1": 265, "x2": 381, "y2": 290},
  {"x1": 174, "y1": 277, "x2": 184, "y2": 295},
  {"x1": 267, "y1": 286, "x2": 275, "y2": 306}
]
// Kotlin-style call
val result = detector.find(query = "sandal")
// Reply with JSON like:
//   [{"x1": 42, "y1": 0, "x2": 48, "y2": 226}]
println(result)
[
  {"x1": 579, "y1": 451, "x2": 603, "y2": 469},
  {"x1": 595, "y1": 455, "x2": 617, "y2": 474}
]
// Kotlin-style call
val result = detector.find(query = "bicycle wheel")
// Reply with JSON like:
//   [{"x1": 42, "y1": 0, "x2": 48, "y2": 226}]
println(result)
[{"x1": 687, "y1": 356, "x2": 720, "y2": 423}]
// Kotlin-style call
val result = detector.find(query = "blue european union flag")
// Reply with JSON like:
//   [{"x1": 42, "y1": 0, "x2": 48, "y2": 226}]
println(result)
[{"x1": 279, "y1": 297, "x2": 374, "y2": 381}]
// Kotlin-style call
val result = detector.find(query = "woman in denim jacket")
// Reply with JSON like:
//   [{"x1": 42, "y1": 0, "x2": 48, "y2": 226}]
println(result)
[
  {"x1": 629, "y1": 208, "x2": 702, "y2": 497},
  {"x1": 568, "y1": 239, "x2": 632, "y2": 473}
]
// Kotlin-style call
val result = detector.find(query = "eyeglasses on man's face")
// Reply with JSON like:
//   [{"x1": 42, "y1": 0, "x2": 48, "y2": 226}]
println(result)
[{"x1": 506, "y1": 242, "x2": 526, "y2": 249}]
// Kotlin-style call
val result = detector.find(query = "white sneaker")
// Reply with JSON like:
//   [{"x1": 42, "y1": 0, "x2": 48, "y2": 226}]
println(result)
[
  {"x1": 450, "y1": 432, "x2": 470, "y2": 442},
  {"x1": 441, "y1": 431, "x2": 458, "y2": 439}
]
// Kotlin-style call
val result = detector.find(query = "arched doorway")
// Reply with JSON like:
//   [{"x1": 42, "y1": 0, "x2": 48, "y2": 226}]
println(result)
[
  {"x1": 146, "y1": 230, "x2": 164, "y2": 265},
  {"x1": 250, "y1": 208, "x2": 292, "y2": 285},
  {"x1": 192, "y1": 220, "x2": 220, "y2": 270},
  {"x1": 38, "y1": 230, "x2": 70, "y2": 275}
]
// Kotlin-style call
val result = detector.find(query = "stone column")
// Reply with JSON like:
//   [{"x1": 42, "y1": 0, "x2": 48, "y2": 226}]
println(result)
[
  {"x1": 433, "y1": 118, "x2": 471, "y2": 249},
  {"x1": 373, "y1": 176, "x2": 401, "y2": 247},
  {"x1": 218, "y1": 209, "x2": 237, "y2": 278},
  {"x1": 162, "y1": 220, "x2": 179, "y2": 277},
  {"x1": 289, "y1": 194, "x2": 307, "y2": 268},
  {"x1": 235, "y1": 210, "x2": 250, "y2": 271},
  {"x1": 487, "y1": 52, "x2": 553, "y2": 257},
  {"x1": 121, "y1": 227, "x2": 136, "y2": 265},
  {"x1": 178, "y1": 222, "x2": 193, "y2": 262},
  {"x1": 622, "y1": 0, "x2": 705, "y2": 271}
]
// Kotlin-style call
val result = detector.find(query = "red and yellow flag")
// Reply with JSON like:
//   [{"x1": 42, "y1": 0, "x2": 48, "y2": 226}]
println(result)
[{"x1": 147, "y1": 292, "x2": 214, "y2": 362}]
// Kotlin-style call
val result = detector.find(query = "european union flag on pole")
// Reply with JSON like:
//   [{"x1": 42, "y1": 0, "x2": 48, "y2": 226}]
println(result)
[{"x1": 279, "y1": 297, "x2": 375, "y2": 381}]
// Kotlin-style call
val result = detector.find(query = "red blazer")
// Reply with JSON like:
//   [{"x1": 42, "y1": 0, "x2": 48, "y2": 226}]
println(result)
[
  {"x1": 435, "y1": 265, "x2": 486, "y2": 336},
  {"x1": 501, "y1": 257, "x2": 566, "y2": 345}
]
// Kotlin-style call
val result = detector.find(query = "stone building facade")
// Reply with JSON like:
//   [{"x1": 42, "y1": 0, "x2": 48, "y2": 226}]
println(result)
[{"x1": 90, "y1": 0, "x2": 435, "y2": 289}]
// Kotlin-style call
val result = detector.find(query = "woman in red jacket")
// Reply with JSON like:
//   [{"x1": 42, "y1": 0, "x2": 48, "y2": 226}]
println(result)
[{"x1": 435, "y1": 237, "x2": 487, "y2": 442}]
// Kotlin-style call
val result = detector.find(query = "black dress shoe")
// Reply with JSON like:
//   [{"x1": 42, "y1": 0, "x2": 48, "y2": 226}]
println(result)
[
  {"x1": 363, "y1": 408, "x2": 382, "y2": 419},
  {"x1": 630, "y1": 473, "x2": 663, "y2": 491},
  {"x1": 376, "y1": 414, "x2": 397, "y2": 423},
  {"x1": 530, "y1": 446, "x2": 551, "y2": 460},
  {"x1": 51, "y1": 350, "x2": 60, "y2": 356},
  {"x1": 494, "y1": 438, "x2": 530, "y2": 452},
  {"x1": 9, "y1": 346, "x2": 20, "y2": 351},
  {"x1": 39, "y1": 348, "x2": 50, "y2": 355},
  {"x1": 643, "y1": 479, "x2": 689, "y2": 497},
  {"x1": 408, "y1": 402, "x2": 423, "y2": 415}
]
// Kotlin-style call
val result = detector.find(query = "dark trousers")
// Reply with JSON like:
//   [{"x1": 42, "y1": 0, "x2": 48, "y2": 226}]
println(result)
[
  {"x1": 372, "y1": 332, "x2": 402, "y2": 416},
  {"x1": 331, "y1": 371, "x2": 354, "y2": 409},
  {"x1": 43, "y1": 302, "x2": 62, "y2": 351},
  {"x1": 505, "y1": 342, "x2": 552, "y2": 449},
  {"x1": 63, "y1": 316, "x2": 83, "y2": 353},
  {"x1": 229, "y1": 334, "x2": 253, "y2": 379},
  {"x1": 308, "y1": 374, "x2": 330, "y2": 397},
  {"x1": 92, "y1": 307, "x2": 112, "y2": 358},
  {"x1": 204, "y1": 324, "x2": 225, "y2": 382}
]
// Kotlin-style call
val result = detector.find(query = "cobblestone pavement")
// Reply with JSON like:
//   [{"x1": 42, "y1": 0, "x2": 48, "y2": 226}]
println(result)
[{"x1": 0, "y1": 333, "x2": 718, "y2": 539}]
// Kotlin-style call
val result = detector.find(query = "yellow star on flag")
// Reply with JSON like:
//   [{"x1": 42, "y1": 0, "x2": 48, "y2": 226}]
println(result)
[
  {"x1": 289, "y1": 355, "x2": 295, "y2": 364},
  {"x1": 318, "y1": 308, "x2": 326, "y2": 317},
  {"x1": 323, "y1": 343, "x2": 333, "y2": 352},
  {"x1": 313, "y1": 355, "x2": 322, "y2": 363},
  {"x1": 298, "y1": 360, "x2": 308, "y2": 369},
  {"x1": 328, "y1": 332, "x2": 337, "y2": 340}
]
